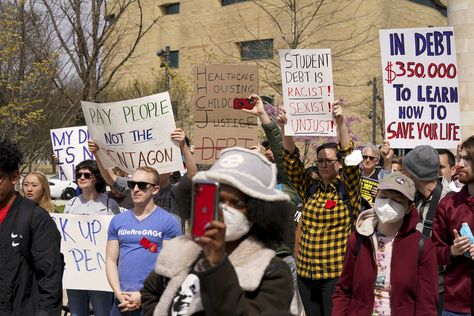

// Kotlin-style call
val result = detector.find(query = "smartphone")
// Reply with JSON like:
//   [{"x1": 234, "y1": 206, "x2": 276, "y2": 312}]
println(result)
[
  {"x1": 233, "y1": 97, "x2": 255, "y2": 110},
  {"x1": 460, "y1": 222, "x2": 474, "y2": 258},
  {"x1": 191, "y1": 180, "x2": 220, "y2": 238}
]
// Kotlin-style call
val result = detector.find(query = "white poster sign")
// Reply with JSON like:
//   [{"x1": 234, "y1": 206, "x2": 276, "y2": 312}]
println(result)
[
  {"x1": 50, "y1": 126, "x2": 93, "y2": 181},
  {"x1": 81, "y1": 93, "x2": 183, "y2": 174},
  {"x1": 280, "y1": 49, "x2": 335, "y2": 137},
  {"x1": 380, "y1": 27, "x2": 461, "y2": 148},
  {"x1": 51, "y1": 214, "x2": 112, "y2": 291}
]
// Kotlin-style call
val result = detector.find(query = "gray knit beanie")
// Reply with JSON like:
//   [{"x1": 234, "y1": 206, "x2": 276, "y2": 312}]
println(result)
[{"x1": 402, "y1": 145, "x2": 440, "y2": 181}]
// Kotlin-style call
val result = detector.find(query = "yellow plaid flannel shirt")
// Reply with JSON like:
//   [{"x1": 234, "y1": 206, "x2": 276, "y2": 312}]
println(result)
[{"x1": 284, "y1": 141, "x2": 361, "y2": 280}]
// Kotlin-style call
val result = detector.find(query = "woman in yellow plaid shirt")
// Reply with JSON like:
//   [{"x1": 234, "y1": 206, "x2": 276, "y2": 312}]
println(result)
[{"x1": 280, "y1": 99, "x2": 361, "y2": 316}]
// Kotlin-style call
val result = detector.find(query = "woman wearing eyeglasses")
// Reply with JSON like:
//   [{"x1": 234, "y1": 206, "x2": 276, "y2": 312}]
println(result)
[{"x1": 64, "y1": 159, "x2": 120, "y2": 316}]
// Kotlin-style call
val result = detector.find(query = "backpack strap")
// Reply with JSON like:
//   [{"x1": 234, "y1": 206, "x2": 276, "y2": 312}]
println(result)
[
  {"x1": 337, "y1": 181, "x2": 356, "y2": 229},
  {"x1": 422, "y1": 180, "x2": 443, "y2": 237},
  {"x1": 417, "y1": 234, "x2": 427, "y2": 265}
]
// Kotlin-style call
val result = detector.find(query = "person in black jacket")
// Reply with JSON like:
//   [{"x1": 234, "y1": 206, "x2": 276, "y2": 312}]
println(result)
[
  {"x1": 140, "y1": 147, "x2": 294, "y2": 316},
  {"x1": 0, "y1": 140, "x2": 63, "y2": 316}
]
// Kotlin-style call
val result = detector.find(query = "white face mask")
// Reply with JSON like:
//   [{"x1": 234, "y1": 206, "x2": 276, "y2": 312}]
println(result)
[
  {"x1": 374, "y1": 198, "x2": 406, "y2": 224},
  {"x1": 221, "y1": 203, "x2": 251, "y2": 241}
]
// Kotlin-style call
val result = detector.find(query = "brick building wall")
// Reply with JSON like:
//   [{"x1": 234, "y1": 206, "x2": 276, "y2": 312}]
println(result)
[{"x1": 109, "y1": 0, "x2": 447, "y2": 144}]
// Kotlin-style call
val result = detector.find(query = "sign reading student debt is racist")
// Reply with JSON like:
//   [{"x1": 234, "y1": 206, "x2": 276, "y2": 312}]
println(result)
[
  {"x1": 81, "y1": 93, "x2": 183, "y2": 174},
  {"x1": 50, "y1": 126, "x2": 93, "y2": 181},
  {"x1": 380, "y1": 27, "x2": 461, "y2": 148},
  {"x1": 279, "y1": 49, "x2": 335, "y2": 137},
  {"x1": 194, "y1": 64, "x2": 259, "y2": 164}
]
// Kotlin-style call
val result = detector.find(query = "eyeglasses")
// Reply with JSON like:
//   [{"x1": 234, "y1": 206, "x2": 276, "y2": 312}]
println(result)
[
  {"x1": 316, "y1": 159, "x2": 339, "y2": 167},
  {"x1": 455, "y1": 155, "x2": 472, "y2": 166},
  {"x1": 362, "y1": 155, "x2": 377, "y2": 161},
  {"x1": 127, "y1": 181, "x2": 156, "y2": 191},
  {"x1": 75, "y1": 172, "x2": 93, "y2": 180}
]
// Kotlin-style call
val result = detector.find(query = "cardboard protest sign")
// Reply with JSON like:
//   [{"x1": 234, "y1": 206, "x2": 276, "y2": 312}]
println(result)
[
  {"x1": 50, "y1": 126, "x2": 93, "y2": 181},
  {"x1": 81, "y1": 93, "x2": 183, "y2": 174},
  {"x1": 380, "y1": 27, "x2": 461, "y2": 148},
  {"x1": 194, "y1": 64, "x2": 259, "y2": 164},
  {"x1": 360, "y1": 177, "x2": 379, "y2": 204},
  {"x1": 51, "y1": 214, "x2": 112, "y2": 291},
  {"x1": 279, "y1": 49, "x2": 335, "y2": 137}
]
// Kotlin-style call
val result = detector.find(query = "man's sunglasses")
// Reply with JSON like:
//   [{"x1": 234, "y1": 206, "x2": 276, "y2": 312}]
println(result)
[
  {"x1": 75, "y1": 172, "x2": 94, "y2": 180},
  {"x1": 127, "y1": 181, "x2": 156, "y2": 191},
  {"x1": 362, "y1": 155, "x2": 377, "y2": 161}
]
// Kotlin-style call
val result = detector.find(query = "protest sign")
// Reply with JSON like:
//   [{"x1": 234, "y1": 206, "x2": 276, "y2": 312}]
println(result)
[
  {"x1": 194, "y1": 64, "x2": 259, "y2": 164},
  {"x1": 279, "y1": 49, "x2": 335, "y2": 137},
  {"x1": 360, "y1": 177, "x2": 379, "y2": 204},
  {"x1": 380, "y1": 27, "x2": 461, "y2": 148},
  {"x1": 50, "y1": 126, "x2": 93, "y2": 181},
  {"x1": 81, "y1": 93, "x2": 183, "y2": 174},
  {"x1": 51, "y1": 214, "x2": 112, "y2": 291}
]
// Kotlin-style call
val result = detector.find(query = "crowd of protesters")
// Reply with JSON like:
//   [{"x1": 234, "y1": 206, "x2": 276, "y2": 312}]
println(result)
[{"x1": 1, "y1": 93, "x2": 474, "y2": 316}]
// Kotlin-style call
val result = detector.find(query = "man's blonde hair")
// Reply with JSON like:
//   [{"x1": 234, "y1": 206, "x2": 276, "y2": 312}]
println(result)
[{"x1": 136, "y1": 166, "x2": 160, "y2": 184}]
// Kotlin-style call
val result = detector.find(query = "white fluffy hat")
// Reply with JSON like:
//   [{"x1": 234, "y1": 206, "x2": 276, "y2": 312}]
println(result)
[{"x1": 193, "y1": 147, "x2": 290, "y2": 202}]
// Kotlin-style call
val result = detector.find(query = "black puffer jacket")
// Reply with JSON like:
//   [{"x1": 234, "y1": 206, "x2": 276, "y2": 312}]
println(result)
[{"x1": 0, "y1": 195, "x2": 63, "y2": 316}]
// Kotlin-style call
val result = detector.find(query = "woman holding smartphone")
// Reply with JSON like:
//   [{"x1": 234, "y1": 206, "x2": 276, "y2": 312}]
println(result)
[{"x1": 140, "y1": 147, "x2": 294, "y2": 315}]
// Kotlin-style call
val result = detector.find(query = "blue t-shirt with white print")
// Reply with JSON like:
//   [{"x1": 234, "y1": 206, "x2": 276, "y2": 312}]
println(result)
[{"x1": 108, "y1": 207, "x2": 181, "y2": 291}]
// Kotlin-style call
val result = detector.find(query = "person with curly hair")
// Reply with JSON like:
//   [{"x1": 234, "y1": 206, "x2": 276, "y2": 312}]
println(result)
[
  {"x1": 0, "y1": 140, "x2": 63, "y2": 315},
  {"x1": 64, "y1": 159, "x2": 120, "y2": 316},
  {"x1": 140, "y1": 147, "x2": 294, "y2": 316},
  {"x1": 22, "y1": 171, "x2": 57, "y2": 213}
]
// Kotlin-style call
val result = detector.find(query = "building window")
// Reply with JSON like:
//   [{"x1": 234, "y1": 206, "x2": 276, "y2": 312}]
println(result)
[
  {"x1": 239, "y1": 39, "x2": 273, "y2": 60},
  {"x1": 161, "y1": 3, "x2": 180, "y2": 15},
  {"x1": 222, "y1": 0, "x2": 248, "y2": 6},
  {"x1": 168, "y1": 50, "x2": 179, "y2": 68}
]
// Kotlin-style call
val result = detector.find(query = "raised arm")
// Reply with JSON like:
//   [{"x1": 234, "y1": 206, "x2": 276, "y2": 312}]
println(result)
[
  {"x1": 277, "y1": 108, "x2": 297, "y2": 154},
  {"x1": 170, "y1": 129, "x2": 197, "y2": 179},
  {"x1": 333, "y1": 99, "x2": 350, "y2": 149},
  {"x1": 244, "y1": 94, "x2": 288, "y2": 183},
  {"x1": 88, "y1": 140, "x2": 117, "y2": 187}
]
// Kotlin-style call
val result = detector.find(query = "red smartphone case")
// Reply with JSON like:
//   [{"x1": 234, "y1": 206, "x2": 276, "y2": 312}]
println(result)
[
  {"x1": 233, "y1": 98, "x2": 255, "y2": 110},
  {"x1": 191, "y1": 180, "x2": 219, "y2": 238}
]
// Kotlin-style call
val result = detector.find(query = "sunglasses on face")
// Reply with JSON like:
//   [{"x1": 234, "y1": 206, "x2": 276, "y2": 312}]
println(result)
[
  {"x1": 362, "y1": 155, "x2": 377, "y2": 161},
  {"x1": 127, "y1": 181, "x2": 156, "y2": 191},
  {"x1": 75, "y1": 172, "x2": 93, "y2": 180}
]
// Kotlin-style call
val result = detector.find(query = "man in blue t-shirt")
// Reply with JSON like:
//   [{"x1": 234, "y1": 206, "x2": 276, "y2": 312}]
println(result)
[{"x1": 106, "y1": 166, "x2": 181, "y2": 315}]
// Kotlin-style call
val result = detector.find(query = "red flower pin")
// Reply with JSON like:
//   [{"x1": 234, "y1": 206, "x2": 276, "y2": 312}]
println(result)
[{"x1": 325, "y1": 200, "x2": 337, "y2": 209}]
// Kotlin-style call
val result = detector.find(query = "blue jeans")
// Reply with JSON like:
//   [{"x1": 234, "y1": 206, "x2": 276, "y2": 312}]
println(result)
[
  {"x1": 67, "y1": 289, "x2": 114, "y2": 316},
  {"x1": 442, "y1": 311, "x2": 471, "y2": 316},
  {"x1": 110, "y1": 298, "x2": 143, "y2": 316}
]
